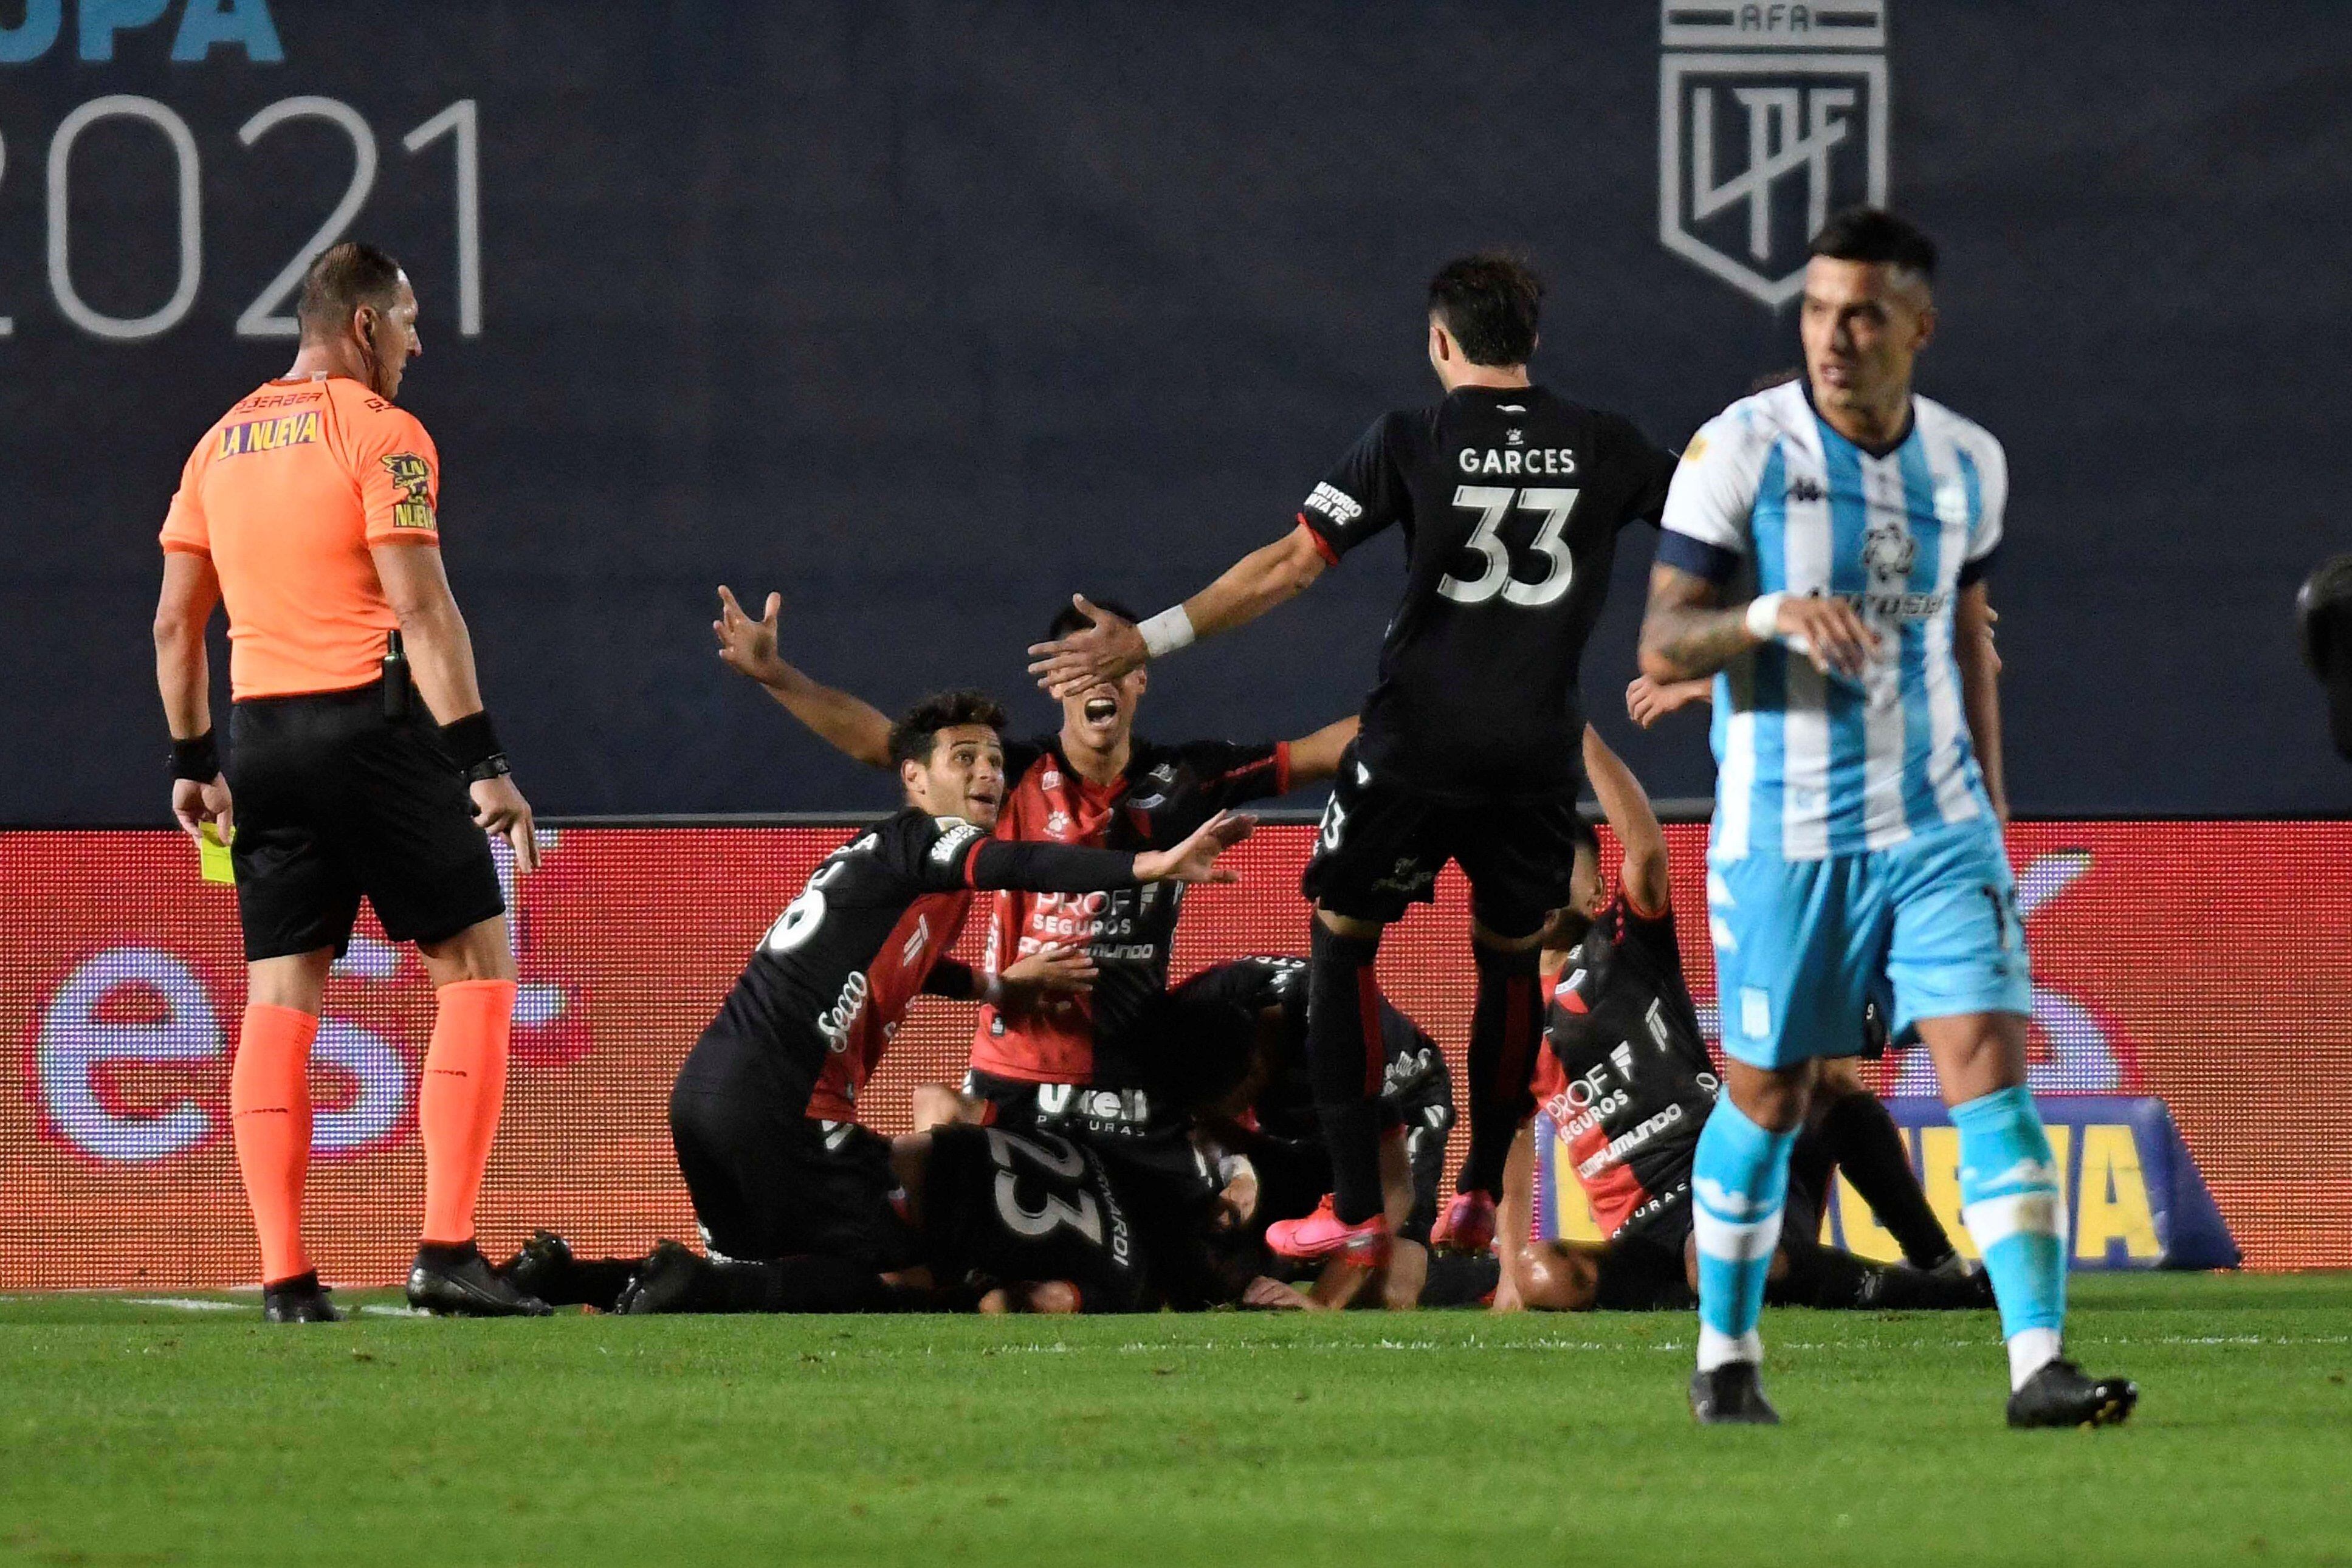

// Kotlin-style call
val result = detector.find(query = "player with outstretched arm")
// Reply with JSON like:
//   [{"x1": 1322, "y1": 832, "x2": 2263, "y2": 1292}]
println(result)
[
  {"x1": 1029, "y1": 254, "x2": 1677, "y2": 1296},
  {"x1": 1636, "y1": 207, "x2": 2134, "y2": 1427}
]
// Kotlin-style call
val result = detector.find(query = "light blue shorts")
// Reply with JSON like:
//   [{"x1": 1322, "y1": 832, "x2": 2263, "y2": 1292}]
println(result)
[{"x1": 1708, "y1": 820, "x2": 2032, "y2": 1070}]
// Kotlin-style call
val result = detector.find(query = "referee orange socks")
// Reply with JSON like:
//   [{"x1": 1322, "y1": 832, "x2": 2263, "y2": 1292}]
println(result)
[
  {"x1": 418, "y1": 978, "x2": 518, "y2": 1247},
  {"x1": 230, "y1": 1003, "x2": 320, "y2": 1287}
]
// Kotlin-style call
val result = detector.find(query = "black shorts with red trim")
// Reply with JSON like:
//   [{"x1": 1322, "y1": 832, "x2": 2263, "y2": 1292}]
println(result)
[
  {"x1": 226, "y1": 683, "x2": 504, "y2": 961},
  {"x1": 1301, "y1": 744, "x2": 1585, "y2": 934}
]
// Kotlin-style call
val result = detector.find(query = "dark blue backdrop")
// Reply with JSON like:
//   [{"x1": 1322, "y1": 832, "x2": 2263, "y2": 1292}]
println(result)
[{"x1": 4, "y1": 1, "x2": 2346, "y2": 822}]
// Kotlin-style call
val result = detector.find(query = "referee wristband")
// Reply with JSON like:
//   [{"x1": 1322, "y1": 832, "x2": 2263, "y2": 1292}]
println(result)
[
  {"x1": 169, "y1": 731, "x2": 219, "y2": 783},
  {"x1": 440, "y1": 711, "x2": 510, "y2": 781},
  {"x1": 1138, "y1": 605, "x2": 1195, "y2": 660},
  {"x1": 1744, "y1": 592, "x2": 1787, "y2": 642}
]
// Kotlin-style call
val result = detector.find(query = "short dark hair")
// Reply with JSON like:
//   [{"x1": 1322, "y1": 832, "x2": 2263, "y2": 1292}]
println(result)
[
  {"x1": 1807, "y1": 207, "x2": 1937, "y2": 284},
  {"x1": 1045, "y1": 597, "x2": 1141, "y2": 643},
  {"x1": 1569, "y1": 813, "x2": 1601, "y2": 862},
  {"x1": 1428, "y1": 252, "x2": 1542, "y2": 367},
  {"x1": 297, "y1": 241, "x2": 405, "y2": 342},
  {"x1": 888, "y1": 689, "x2": 1008, "y2": 770}
]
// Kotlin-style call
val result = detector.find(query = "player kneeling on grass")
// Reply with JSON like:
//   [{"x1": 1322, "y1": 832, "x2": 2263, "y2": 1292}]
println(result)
[
  {"x1": 511, "y1": 1122, "x2": 1148, "y2": 1316},
  {"x1": 1491, "y1": 727, "x2": 1989, "y2": 1318},
  {"x1": 507, "y1": 690, "x2": 1250, "y2": 1313}
]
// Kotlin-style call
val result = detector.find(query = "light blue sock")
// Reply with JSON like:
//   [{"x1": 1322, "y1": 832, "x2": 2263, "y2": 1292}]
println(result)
[
  {"x1": 1691, "y1": 1097, "x2": 1798, "y2": 1371},
  {"x1": 1951, "y1": 1084, "x2": 2068, "y2": 1387}
]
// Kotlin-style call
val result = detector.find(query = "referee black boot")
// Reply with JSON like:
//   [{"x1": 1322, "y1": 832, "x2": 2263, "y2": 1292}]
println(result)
[
  {"x1": 2006, "y1": 1359, "x2": 2137, "y2": 1429},
  {"x1": 407, "y1": 1241, "x2": 552, "y2": 1318},
  {"x1": 1689, "y1": 1362, "x2": 1781, "y2": 1425},
  {"x1": 261, "y1": 1271, "x2": 343, "y2": 1324}
]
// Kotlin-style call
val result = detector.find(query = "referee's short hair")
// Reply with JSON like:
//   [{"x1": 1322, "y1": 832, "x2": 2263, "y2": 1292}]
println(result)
[
  {"x1": 1808, "y1": 207, "x2": 1938, "y2": 286},
  {"x1": 297, "y1": 241, "x2": 406, "y2": 342},
  {"x1": 890, "y1": 689, "x2": 1009, "y2": 769},
  {"x1": 1428, "y1": 252, "x2": 1542, "y2": 367}
]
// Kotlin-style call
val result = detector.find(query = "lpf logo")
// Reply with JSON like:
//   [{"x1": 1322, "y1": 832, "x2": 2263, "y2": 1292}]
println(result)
[{"x1": 1659, "y1": 2, "x2": 1890, "y2": 307}]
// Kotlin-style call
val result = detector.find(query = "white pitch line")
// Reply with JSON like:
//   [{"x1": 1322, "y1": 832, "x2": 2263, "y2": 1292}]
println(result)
[{"x1": 122, "y1": 1297, "x2": 243, "y2": 1313}]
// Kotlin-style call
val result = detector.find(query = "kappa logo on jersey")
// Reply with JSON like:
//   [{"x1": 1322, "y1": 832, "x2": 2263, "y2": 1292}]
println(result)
[
  {"x1": 929, "y1": 819, "x2": 983, "y2": 868},
  {"x1": 1304, "y1": 481, "x2": 1363, "y2": 526},
  {"x1": 379, "y1": 453, "x2": 436, "y2": 529},
  {"x1": 1786, "y1": 475, "x2": 1827, "y2": 504},
  {"x1": 1659, "y1": 0, "x2": 1891, "y2": 308},
  {"x1": 216, "y1": 411, "x2": 320, "y2": 459}
]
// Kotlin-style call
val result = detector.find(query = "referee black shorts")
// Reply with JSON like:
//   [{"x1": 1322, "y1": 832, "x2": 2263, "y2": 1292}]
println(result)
[
  {"x1": 226, "y1": 682, "x2": 504, "y2": 962},
  {"x1": 1300, "y1": 747, "x2": 1586, "y2": 935}
]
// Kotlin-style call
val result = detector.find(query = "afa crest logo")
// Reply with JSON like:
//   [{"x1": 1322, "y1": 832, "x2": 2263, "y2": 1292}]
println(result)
[
  {"x1": 380, "y1": 453, "x2": 436, "y2": 530},
  {"x1": 1659, "y1": 1, "x2": 1890, "y2": 308}
]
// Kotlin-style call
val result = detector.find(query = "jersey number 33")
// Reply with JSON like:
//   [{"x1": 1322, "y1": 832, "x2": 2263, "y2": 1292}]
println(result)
[{"x1": 1439, "y1": 485, "x2": 1580, "y2": 608}]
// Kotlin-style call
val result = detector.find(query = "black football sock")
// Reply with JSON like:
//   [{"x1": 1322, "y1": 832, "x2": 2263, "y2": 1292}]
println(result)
[
  {"x1": 1305, "y1": 921, "x2": 1387, "y2": 1226},
  {"x1": 1769, "y1": 1237, "x2": 1876, "y2": 1309},
  {"x1": 1458, "y1": 940, "x2": 1541, "y2": 1200},
  {"x1": 537, "y1": 1257, "x2": 639, "y2": 1310},
  {"x1": 1818, "y1": 1091, "x2": 1956, "y2": 1267},
  {"x1": 704, "y1": 1254, "x2": 911, "y2": 1314}
]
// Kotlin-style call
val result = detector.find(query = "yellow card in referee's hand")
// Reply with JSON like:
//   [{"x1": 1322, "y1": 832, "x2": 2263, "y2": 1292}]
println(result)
[{"x1": 198, "y1": 823, "x2": 235, "y2": 885}]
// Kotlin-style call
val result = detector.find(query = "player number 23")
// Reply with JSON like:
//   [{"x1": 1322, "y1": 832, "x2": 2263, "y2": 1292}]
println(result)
[
  {"x1": 985, "y1": 1129, "x2": 1105, "y2": 1245},
  {"x1": 1439, "y1": 486, "x2": 1579, "y2": 608}
]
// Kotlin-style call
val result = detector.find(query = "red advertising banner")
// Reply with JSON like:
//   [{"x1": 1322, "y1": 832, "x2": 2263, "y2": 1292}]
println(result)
[{"x1": 4, "y1": 822, "x2": 2347, "y2": 1288}]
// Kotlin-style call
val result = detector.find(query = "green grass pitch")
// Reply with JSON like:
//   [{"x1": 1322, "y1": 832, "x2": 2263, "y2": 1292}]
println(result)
[{"x1": 1, "y1": 1273, "x2": 2345, "y2": 1567}]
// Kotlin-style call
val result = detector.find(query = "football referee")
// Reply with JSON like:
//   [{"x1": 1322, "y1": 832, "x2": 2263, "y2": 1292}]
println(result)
[{"x1": 153, "y1": 242, "x2": 546, "y2": 1321}]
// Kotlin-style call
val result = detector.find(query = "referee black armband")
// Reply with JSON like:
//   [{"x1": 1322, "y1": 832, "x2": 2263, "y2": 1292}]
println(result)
[
  {"x1": 168, "y1": 731, "x2": 219, "y2": 782},
  {"x1": 440, "y1": 711, "x2": 512, "y2": 782}
]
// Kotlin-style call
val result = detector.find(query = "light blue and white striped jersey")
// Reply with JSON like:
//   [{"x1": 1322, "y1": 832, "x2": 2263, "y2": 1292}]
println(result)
[{"x1": 1657, "y1": 380, "x2": 2006, "y2": 862}]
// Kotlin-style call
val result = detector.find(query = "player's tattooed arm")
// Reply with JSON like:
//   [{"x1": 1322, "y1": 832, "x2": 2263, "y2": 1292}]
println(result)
[
  {"x1": 1027, "y1": 526, "x2": 1329, "y2": 697},
  {"x1": 712, "y1": 585, "x2": 894, "y2": 769},
  {"x1": 1638, "y1": 564, "x2": 1877, "y2": 680},
  {"x1": 1955, "y1": 582, "x2": 2009, "y2": 821},
  {"x1": 1284, "y1": 715, "x2": 1361, "y2": 787},
  {"x1": 1637, "y1": 564, "x2": 1753, "y2": 681}
]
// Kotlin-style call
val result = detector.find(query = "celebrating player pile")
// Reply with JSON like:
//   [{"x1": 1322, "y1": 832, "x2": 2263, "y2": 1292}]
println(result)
[{"x1": 1638, "y1": 208, "x2": 2135, "y2": 1428}]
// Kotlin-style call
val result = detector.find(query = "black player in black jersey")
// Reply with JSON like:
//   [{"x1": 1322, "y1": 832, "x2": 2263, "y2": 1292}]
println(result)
[
  {"x1": 1493, "y1": 729, "x2": 1984, "y2": 1316},
  {"x1": 1028, "y1": 255, "x2": 1677, "y2": 1281},
  {"x1": 506, "y1": 689, "x2": 1253, "y2": 1315}
]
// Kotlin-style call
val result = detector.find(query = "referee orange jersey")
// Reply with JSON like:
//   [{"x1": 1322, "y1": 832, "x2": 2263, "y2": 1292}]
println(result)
[{"x1": 159, "y1": 375, "x2": 441, "y2": 699}]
